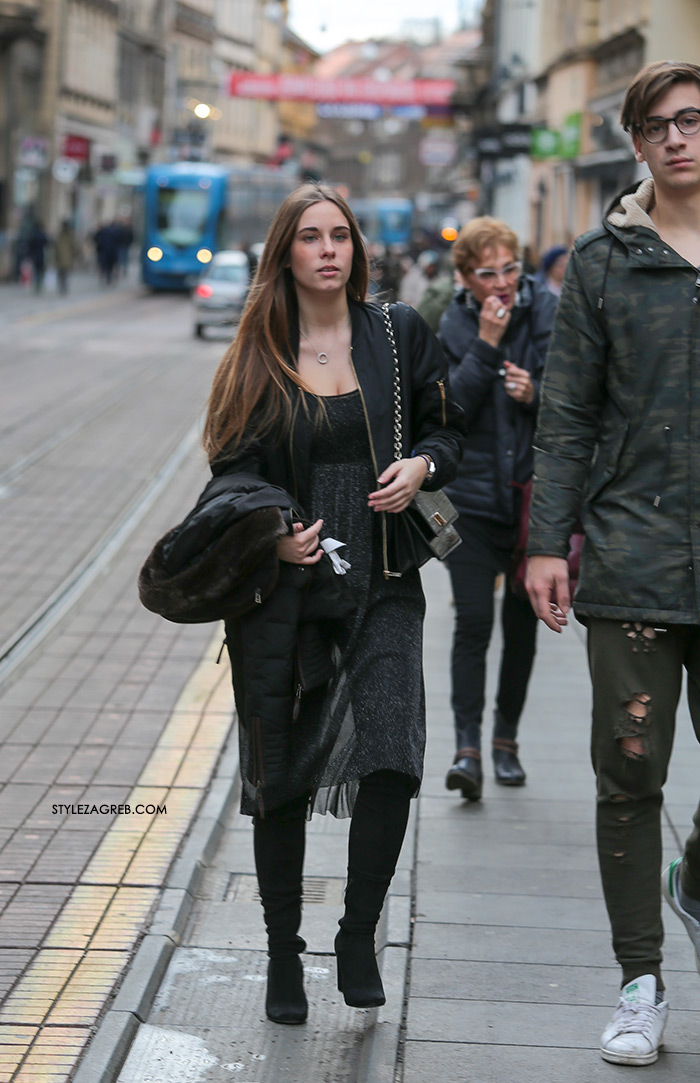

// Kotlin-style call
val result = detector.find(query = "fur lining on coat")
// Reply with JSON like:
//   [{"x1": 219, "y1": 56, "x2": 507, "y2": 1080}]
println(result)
[{"x1": 138, "y1": 506, "x2": 287, "y2": 623}]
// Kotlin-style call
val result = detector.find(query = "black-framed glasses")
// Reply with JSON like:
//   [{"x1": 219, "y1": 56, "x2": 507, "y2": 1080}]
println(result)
[
  {"x1": 470, "y1": 260, "x2": 522, "y2": 283},
  {"x1": 638, "y1": 108, "x2": 700, "y2": 144}
]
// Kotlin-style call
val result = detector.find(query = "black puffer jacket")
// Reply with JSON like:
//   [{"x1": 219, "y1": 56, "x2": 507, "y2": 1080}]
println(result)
[
  {"x1": 439, "y1": 277, "x2": 556, "y2": 525},
  {"x1": 138, "y1": 471, "x2": 355, "y2": 813}
]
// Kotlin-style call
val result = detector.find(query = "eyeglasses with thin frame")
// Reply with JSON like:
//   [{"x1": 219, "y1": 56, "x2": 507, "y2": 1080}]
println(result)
[
  {"x1": 469, "y1": 260, "x2": 522, "y2": 283},
  {"x1": 638, "y1": 108, "x2": 700, "y2": 144}
]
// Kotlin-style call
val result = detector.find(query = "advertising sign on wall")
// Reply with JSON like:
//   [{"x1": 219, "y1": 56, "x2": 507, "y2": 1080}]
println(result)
[{"x1": 228, "y1": 72, "x2": 456, "y2": 107}]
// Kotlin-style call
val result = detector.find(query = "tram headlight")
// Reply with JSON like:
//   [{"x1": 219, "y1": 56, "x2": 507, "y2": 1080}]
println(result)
[
  {"x1": 147, "y1": 246, "x2": 163, "y2": 261},
  {"x1": 196, "y1": 248, "x2": 213, "y2": 264}
]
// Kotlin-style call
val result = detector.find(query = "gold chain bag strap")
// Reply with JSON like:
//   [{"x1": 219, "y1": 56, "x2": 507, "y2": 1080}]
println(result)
[{"x1": 382, "y1": 303, "x2": 462, "y2": 571}]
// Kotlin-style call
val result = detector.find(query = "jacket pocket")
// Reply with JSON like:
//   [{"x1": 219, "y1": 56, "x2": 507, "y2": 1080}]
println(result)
[
  {"x1": 585, "y1": 403, "x2": 629, "y2": 504},
  {"x1": 653, "y1": 426, "x2": 672, "y2": 508}
]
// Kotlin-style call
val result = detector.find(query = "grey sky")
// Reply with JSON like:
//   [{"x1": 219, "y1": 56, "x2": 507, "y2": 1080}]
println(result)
[{"x1": 287, "y1": 0, "x2": 482, "y2": 52}]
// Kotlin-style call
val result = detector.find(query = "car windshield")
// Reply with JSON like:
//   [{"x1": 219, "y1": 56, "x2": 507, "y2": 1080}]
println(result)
[
  {"x1": 207, "y1": 264, "x2": 248, "y2": 283},
  {"x1": 157, "y1": 189, "x2": 209, "y2": 246}
]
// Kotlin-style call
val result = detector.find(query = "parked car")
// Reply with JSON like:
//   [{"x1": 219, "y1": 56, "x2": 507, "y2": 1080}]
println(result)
[{"x1": 192, "y1": 250, "x2": 250, "y2": 338}]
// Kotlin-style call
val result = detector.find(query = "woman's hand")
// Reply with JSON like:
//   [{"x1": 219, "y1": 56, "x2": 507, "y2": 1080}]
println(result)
[
  {"x1": 368, "y1": 458, "x2": 428, "y2": 514},
  {"x1": 503, "y1": 361, "x2": 534, "y2": 404},
  {"x1": 478, "y1": 295, "x2": 511, "y2": 348},
  {"x1": 277, "y1": 519, "x2": 324, "y2": 565}
]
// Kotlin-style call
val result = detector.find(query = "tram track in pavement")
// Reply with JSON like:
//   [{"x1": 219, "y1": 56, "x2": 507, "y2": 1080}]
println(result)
[
  {"x1": 0, "y1": 288, "x2": 223, "y2": 684},
  {"x1": 0, "y1": 349, "x2": 190, "y2": 490},
  {"x1": 0, "y1": 419, "x2": 200, "y2": 687}
]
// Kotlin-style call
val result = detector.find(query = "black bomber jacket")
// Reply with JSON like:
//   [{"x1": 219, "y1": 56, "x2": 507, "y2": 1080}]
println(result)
[{"x1": 212, "y1": 300, "x2": 465, "y2": 578}]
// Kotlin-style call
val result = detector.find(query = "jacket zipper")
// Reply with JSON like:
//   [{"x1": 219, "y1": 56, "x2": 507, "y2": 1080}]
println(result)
[
  {"x1": 349, "y1": 351, "x2": 399, "y2": 578},
  {"x1": 654, "y1": 426, "x2": 672, "y2": 507},
  {"x1": 437, "y1": 378, "x2": 446, "y2": 426},
  {"x1": 250, "y1": 716, "x2": 266, "y2": 818},
  {"x1": 288, "y1": 392, "x2": 301, "y2": 501},
  {"x1": 293, "y1": 642, "x2": 305, "y2": 722}
]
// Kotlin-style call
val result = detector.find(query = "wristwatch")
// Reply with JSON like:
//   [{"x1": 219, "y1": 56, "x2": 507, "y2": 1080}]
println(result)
[{"x1": 418, "y1": 454, "x2": 436, "y2": 483}]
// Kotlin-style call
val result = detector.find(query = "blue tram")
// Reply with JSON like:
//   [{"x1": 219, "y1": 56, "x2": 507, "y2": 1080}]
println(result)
[{"x1": 141, "y1": 162, "x2": 296, "y2": 289}]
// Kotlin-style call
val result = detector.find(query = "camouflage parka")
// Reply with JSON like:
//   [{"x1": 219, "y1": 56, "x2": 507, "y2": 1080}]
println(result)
[{"x1": 528, "y1": 178, "x2": 700, "y2": 622}]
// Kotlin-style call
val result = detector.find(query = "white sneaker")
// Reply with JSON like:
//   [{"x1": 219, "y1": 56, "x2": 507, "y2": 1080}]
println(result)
[
  {"x1": 600, "y1": 974, "x2": 668, "y2": 1065},
  {"x1": 662, "y1": 858, "x2": 700, "y2": 974}
]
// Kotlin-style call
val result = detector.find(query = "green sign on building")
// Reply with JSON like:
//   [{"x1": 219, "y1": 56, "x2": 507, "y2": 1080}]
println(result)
[{"x1": 531, "y1": 112, "x2": 582, "y2": 160}]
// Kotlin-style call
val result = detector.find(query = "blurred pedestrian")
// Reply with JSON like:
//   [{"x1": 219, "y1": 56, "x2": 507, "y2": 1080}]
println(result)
[
  {"x1": 535, "y1": 244, "x2": 570, "y2": 296},
  {"x1": 13, "y1": 219, "x2": 32, "y2": 282},
  {"x1": 116, "y1": 217, "x2": 134, "y2": 278},
  {"x1": 54, "y1": 220, "x2": 76, "y2": 295},
  {"x1": 398, "y1": 250, "x2": 441, "y2": 308},
  {"x1": 527, "y1": 59, "x2": 700, "y2": 1066},
  {"x1": 367, "y1": 242, "x2": 386, "y2": 297},
  {"x1": 201, "y1": 183, "x2": 463, "y2": 1024},
  {"x1": 439, "y1": 216, "x2": 556, "y2": 800},
  {"x1": 381, "y1": 246, "x2": 403, "y2": 302},
  {"x1": 27, "y1": 220, "x2": 50, "y2": 293},
  {"x1": 416, "y1": 267, "x2": 458, "y2": 333},
  {"x1": 93, "y1": 221, "x2": 119, "y2": 284}
]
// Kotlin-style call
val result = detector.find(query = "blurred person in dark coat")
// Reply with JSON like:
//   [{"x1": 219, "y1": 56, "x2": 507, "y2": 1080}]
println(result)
[
  {"x1": 27, "y1": 220, "x2": 50, "y2": 293},
  {"x1": 93, "y1": 221, "x2": 120, "y2": 284},
  {"x1": 54, "y1": 220, "x2": 76, "y2": 295},
  {"x1": 535, "y1": 244, "x2": 570, "y2": 297}
]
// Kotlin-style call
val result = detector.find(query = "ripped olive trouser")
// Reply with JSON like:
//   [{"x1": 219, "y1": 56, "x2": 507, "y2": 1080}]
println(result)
[{"x1": 588, "y1": 617, "x2": 700, "y2": 990}]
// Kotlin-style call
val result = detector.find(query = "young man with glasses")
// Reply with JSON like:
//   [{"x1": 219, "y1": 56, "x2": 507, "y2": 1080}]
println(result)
[
  {"x1": 438, "y1": 217, "x2": 557, "y2": 801},
  {"x1": 527, "y1": 60, "x2": 700, "y2": 1065}
]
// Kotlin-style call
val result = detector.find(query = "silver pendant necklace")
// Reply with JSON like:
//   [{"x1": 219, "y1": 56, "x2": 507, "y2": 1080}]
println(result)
[{"x1": 299, "y1": 317, "x2": 351, "y2": 364}]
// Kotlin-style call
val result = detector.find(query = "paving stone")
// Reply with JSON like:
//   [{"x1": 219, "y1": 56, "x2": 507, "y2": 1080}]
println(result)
[
  {"x1": 11, "y1": 745, "x2": 76, "y2": 785},
  {"x1": 0, "y1": 746, "x2": 33, "y2": 783},
  {"x1": 0, "y1": 785, "x2": 46, "y2": 829},
  {"x1": 0, "y1": 884, "x2": 72, "y2": 948},
  {"x1": 402, "y1": 1041, "x2": 700, "y2": 1081},
  {"x1": 0, "y1": 950, "x2": 34, "y2": 998},
  {"x1": 0, "y1": 830, "x2": 55, "y2": 880},
  {"x1": 28, "y1": 830, "x2": 104, "y2": 883},
  {"x1": 405, "y1": 997, "x2": 700, "y2": 1052}
]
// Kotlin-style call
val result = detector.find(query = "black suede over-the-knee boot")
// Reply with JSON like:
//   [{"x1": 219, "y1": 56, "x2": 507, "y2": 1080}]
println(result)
[
  {"x1": 336, "y1": 770, "x2": 413, "y2": 1008},
  {"x1": 254, "y1": 793, "x2": 308, "y2": 1024}
]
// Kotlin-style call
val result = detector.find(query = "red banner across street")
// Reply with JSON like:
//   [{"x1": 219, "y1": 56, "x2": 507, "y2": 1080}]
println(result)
[{"x1": 227, "y1": 72, "x2": 456, "y2": 107}]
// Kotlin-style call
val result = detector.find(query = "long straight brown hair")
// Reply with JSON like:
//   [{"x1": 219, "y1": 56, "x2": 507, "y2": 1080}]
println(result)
[{"x1": 202, "y1": 183, "x2": 369, "y2": 462}]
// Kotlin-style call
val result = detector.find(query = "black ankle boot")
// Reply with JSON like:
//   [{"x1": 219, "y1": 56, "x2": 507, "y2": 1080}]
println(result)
[
  {"x1": 335, "y1": 929, "x2": 385, "y2": 1008},
  {"x1": 492, "y1": 737, "x2": 526, "y2": 785},
  {"x1": 266, "y1": 954, "x2": 308, "y2": 1024},
  {"x1": 445, "y1": 747, "x2": 483, "y2": 801}
]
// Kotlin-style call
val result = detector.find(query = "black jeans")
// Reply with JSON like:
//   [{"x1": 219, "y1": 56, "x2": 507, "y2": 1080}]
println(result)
[
  {"x1": 588, "y1": 617, "x2": 700, "y2": 989},
  {"x1": 446, "y1": 514, "x2": 538, "y2": 753}
]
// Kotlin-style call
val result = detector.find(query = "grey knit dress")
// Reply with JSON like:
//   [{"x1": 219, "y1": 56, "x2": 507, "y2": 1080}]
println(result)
[{"x1": 238, "y1": 389, "x2": 427, "y2": 818}]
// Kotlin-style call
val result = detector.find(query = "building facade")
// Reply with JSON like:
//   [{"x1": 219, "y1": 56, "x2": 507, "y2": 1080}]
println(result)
[
  {"x1": 0, "y1": 0, "x2": 292, "y2": 277},
  {"x1": 460, "y1": 0, "x2": 700, "y2": 257}
]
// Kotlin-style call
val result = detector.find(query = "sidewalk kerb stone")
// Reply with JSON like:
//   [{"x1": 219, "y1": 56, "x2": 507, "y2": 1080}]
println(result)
[
  {"x1": 147, "y1": 888, "x2": 194, "y2": 944},
  {"x1": 110, "y1": 934, "x2": 176, "y2": 1020},
  {"x1": 70, "y1": 1010, "x2": 140, "y2": 1083},
  {"x1": 356, "y1": 944, "x2": 409, "y2": 1083}
]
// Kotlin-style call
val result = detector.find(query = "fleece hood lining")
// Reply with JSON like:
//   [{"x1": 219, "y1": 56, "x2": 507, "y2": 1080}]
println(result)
[{"x1": 606, "y1": 177, "x2": 658, "y2": 234}]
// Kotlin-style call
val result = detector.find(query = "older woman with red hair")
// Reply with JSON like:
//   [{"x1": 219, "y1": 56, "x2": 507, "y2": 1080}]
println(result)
[{"x1": 439, "y1": 217, "x2": 557, "y2": 801}]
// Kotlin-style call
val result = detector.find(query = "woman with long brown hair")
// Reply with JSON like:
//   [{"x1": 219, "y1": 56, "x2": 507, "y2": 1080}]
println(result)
[{"x1": 202, "y1": 183, "x2": 463, "y2": 1024}]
